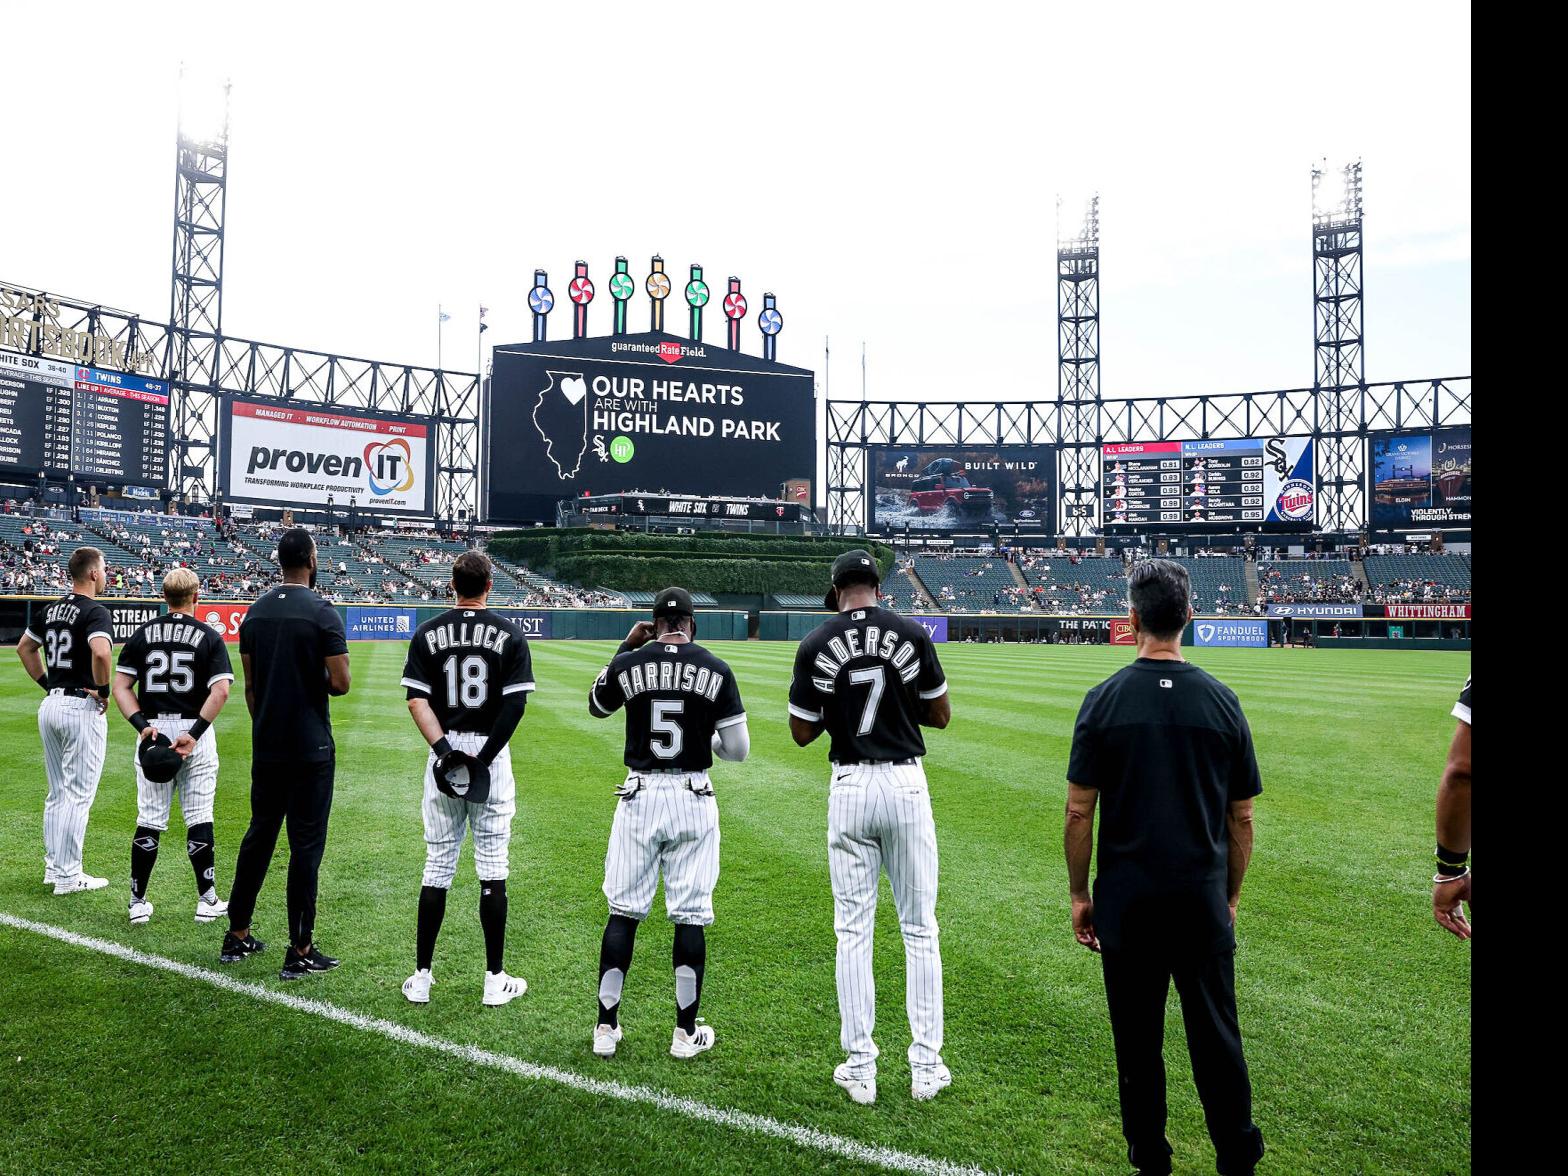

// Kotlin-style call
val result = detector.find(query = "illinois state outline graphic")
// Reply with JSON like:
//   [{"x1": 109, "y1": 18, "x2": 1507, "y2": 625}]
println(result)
[{"x1": 531, "y1": 370, "x2": 589, "y2": 479}]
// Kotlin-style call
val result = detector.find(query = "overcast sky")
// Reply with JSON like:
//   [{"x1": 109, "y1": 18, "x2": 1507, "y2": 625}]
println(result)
[{"x1": 4, "y1": 1, "x2": 1469, "y2": 403}]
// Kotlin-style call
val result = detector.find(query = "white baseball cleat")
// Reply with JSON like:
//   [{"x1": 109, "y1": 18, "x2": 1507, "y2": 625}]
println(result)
[
  {"x1": 669, "y1": 1021, "x2": 715, "y2": 1059},
  {"x1": 128, "y1": 899, "x2": 154, "y2": 925},
  {"x1": 834, "y1": 1063, "x2": 877, "y2": 1105},
  {"x1": 482, "y1": 970, "x2": 526, "y2": 1007},
  {"x1": 911, "y1": 1064, "x2": 953, "y2": 1101},
  {"x1": 593, "y1": 1024, "x2": 623, "y2": 1057},
  {"x1": 53, "y1": 875, "x2": 109, "y2": 895},
  {"x1": 194, "y1": 892, "x2": 229, "y2": 924},
  {"x1": 402, "y1": 969, "x2": 434, "y2": 1004}
]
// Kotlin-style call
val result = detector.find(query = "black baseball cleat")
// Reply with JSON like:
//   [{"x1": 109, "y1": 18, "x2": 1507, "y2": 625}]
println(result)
[
  {"x1": 219, "y1": 930, "x2": 266, "y2": 964},
  {"x1": 279, "y1": 945, "x2": 341, "y2": 981}
]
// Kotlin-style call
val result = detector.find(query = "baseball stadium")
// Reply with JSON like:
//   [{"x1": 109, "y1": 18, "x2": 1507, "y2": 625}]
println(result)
[{"x1": 1, "y1": 11, "x2": 1469, "y2": 1176}]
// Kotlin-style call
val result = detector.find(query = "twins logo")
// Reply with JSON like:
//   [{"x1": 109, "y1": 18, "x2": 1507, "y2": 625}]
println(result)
[
  {"x1": 364, "y1": 438, "x2": 416, "y2": 496},
  {"x1": 1275, "y1": 479, "x2": 1314, "y2": 521}
]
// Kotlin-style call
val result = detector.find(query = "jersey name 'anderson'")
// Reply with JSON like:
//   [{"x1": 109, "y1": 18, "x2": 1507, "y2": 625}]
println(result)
[
  {"x1": 419, "y1": 619, "x2": 515, "y2": 656},
  {"x1": 806, "y1": 624, "x2": 921, "y2": 694},
  {"x1": 616, "y1": 656, "x2": 728, "y2": 702}
]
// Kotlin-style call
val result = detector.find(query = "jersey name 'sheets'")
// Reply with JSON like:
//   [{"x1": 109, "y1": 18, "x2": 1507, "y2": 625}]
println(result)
[{"x1": 34, "y1": 592, "x2": 113, "y2": 691}]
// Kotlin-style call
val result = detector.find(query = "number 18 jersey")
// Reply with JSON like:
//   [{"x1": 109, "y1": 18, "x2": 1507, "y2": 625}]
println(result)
[{"x1": 401, "y1": 607, "x2": 535, "y2": 734}]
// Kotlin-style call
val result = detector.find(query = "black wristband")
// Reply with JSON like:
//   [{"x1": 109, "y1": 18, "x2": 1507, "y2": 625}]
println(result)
[
  {"x1": 433, "y1": 736, "x2": 453, "y2": 758},
  {"x1": 95, "y1": 682, "x2": 110, "y2": 699},
  {"x1": 129, "y1": 712, "x2": 150, "y2": 733},
  {"x1": 188, "y1": 718, "x2": 211, "y2": 741},
  {"x1": 1435, "y1": 843, "x2": 1469, "y2": 877},
  {"x1": 36, "y1": 674, "x2": 48, "y2": 692}
]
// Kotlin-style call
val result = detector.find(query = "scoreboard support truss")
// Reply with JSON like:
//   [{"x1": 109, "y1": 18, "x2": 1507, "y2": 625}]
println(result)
[{"x1": 825, "y1": 378, "x2": 1471, "y2": 536}]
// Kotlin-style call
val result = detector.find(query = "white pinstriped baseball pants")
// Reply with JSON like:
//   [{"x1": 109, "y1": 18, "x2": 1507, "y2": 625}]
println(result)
[
  {"x1": 828, "y1": 760, "x2": 945, "y2": 1077},
  {"x1": 133, "y1": 718, "x2": 219, "y2": 831},
  {"x1": 38, "y1": 693, "x2": 108, "y2": 883},
  {"x1": 421, "y1": 736, "x2": 516, "y2": 888},
  {"x1": 603, "y1": 773, "x2": 719, "y2": 925}
]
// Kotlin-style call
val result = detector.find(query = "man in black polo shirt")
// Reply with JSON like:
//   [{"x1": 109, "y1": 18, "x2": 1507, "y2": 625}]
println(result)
[
  {"x1": 222, "y1": 528, "x2": 352, "y2": 980},
  {"x1": 1064, "y1": 559, "x2": 1265, "y2": 1176}
]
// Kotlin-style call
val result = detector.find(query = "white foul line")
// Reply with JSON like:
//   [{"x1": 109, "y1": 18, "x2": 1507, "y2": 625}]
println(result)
[{"x1": 0, "y1": 912, "x2": 994, "y2": 1176}]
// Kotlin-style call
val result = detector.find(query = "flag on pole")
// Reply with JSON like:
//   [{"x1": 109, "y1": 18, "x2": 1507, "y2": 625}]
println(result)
[
  {"x1": 479, "y1": 305, "x2": 489, "y2": 334},
  {"x1": 439, "y1": 309, "x2": 452, "y2": 322}
]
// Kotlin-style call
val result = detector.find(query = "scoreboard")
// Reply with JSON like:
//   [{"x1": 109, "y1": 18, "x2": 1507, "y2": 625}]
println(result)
[
  {"x1": 1101, "y1": 436, "x2": 1315, "y2": 528},
  {"x1": 0, "y1": 350, "x2": 169, "y2": 487}
]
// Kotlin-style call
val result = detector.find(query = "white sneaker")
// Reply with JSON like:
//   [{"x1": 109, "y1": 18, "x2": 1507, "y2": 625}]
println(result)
[
  {"x1": 834, "y1": 1062, "x2": 877, "y2": 1105},
  {"x1": 482, "y1": 970, "x2": 526, "y2": 1007},
  {"x1": 402, "y1": 969, "x2": 434, "y2": 1004},
  {"x1": 911, "y1": 1064, "x2": 953, "y2": 1101},
  {"x1": 128, "y1": 898, "x2": 154, "y2": 925},
  {"x1": 53, "y1": 875, "x2": 108, "y2": 895},
  {"x1": 593, "y1": 1023, "x2": 623, "y2": 1057},
  {"x1": 670, "y1": 1021, "x2": 715, "y2": 1059},
  {"x1": 194, "y1": 892, "x2": 229, "y2": 924}
]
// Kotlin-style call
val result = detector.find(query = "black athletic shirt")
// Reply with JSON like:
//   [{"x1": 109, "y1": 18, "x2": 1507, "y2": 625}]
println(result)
[
  {"x1": 239, "y1": 584, "x2": 348, "y2": 764},
  {"x1": 401, "y1": 607, "x2": 535, "y2": 734},
  {"x1": 117, "y1": 613, "x2": 235, "y2": 719},
  {"x1": 788, "y1": 606, "x2": 947, "y2": 764},
  {"x1": 591, "y1": 640, "x2": 745, "y2": 772},
  {"x1": 1453, "y1": 675, "x2": 1471, "y2": 727},
  {"x1": 1067, "y1": 658, "x2": 1263, "y2": 955},
  {"x1": 25, "y1": 593, "x2": 113, "y2": 691}
]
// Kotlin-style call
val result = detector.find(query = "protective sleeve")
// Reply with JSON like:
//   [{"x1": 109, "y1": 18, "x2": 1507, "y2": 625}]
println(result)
[
  {"x1": 477, "y1": 692, "x2": 527, "y2": 766},
  {"x1": 711, "y1": 718, "x2": 750, "y2": 763}
]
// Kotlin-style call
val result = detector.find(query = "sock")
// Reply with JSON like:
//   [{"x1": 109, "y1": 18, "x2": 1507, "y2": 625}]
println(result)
[
  {"x1": 416, "y1": 885, "x2": 448, "y2": 972},
  {"x1": 478, "y1": 879, "x2": 507, "y2": 974},
  {"x1": 673, "y1": 923, "x2": 706, "y2": 1035},
  {"x1": 130, "y1": 827, "x2": 160, "y2": 901},
  {"x1": 185, "y1": 822, "x2": 216, "y2": 897},
  {"x1": 597, "y1": 914, "x2": 639, "y2": 1029}
]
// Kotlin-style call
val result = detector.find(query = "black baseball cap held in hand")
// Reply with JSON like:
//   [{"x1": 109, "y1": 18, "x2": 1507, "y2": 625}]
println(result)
[
  {"x1": 138, "y1": 732, "x2": 183, "y2": 784},
  {"x1": 825, "y1": 549, "x2": 881, "y2": 612},
  {"x1": 653, "y1": 586, "x2": 698, "y2": 636},
  {"x1": 434, "y1": 750, "x2": 491, "y2": 805}
]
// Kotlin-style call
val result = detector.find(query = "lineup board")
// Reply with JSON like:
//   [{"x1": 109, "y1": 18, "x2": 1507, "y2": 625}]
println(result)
[{"x1": 1101, "y1": 437, "x2": 1315, "y2": 527}]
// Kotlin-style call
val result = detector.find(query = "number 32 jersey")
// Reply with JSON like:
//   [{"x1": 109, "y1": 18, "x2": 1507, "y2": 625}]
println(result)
[
  {"x1": 401, "y1": 608, "x2": 535, "y2": 734},
  {"x1": 789, "y1": 605, "x2": 947, "y2": 764},
  {"x1": 591, "y1": 641, "x2": 745, "y2": 772}
]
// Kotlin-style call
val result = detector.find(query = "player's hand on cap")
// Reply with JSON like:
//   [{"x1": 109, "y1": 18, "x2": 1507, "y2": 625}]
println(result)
[
  {"x1": 138, "y1": 725, "x2": 159, "y2": 743},
  {"x1": 624, "y1": 620, "x2": 656, "y2": 650},
  {"x1": 1071, "y1": 894, "x2": 1100, "y2": 953},
  {"x1": 1433, "y1": 874, "x2": 1471, "y2": 940},
  {"x1": 172, "y1": 732, "x2": 197, "y2": 758}
]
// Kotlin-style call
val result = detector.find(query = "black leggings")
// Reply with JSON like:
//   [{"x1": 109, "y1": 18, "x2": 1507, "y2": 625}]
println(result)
[{"x1": 227, "y1": 758, "x2": 335, "y2": 949}]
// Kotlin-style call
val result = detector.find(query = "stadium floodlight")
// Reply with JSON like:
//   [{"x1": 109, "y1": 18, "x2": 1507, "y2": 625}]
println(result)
[
  {"x1": 1311, "y1": 157, "x2": 1362, "y2": 224},
  {"x1": 177, "y1": 64, "x2": 231, "y2": 150}
]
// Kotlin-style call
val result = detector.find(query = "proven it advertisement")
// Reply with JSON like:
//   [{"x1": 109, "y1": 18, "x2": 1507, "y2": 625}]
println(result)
[{"x1": 221, "y1": 396, "x2": 435, "y2": 516}]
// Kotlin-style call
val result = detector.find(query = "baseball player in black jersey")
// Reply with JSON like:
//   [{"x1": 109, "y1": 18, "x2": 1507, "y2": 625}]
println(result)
[
  {"x1": 789, "y1": 550, "x2": 952, "y2": 1105},
  {"x1": 587, "y1": 587, "x2": 749, "y2": 1060},
  {"x1": 1433, "y1": 675, "x2": 1472, "y2": 939},
  {"x1": 111, "y1": 568, "x2": 236, "y2": 926},
  {"x1": 17, "y1": 546, "x2": 115, "y2": 894},
  {"x1": 400, "y1": 551, "x2": 534, "y2": 1007}
]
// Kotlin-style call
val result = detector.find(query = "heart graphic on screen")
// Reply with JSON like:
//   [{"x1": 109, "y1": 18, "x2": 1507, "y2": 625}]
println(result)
[{"x1": 560, "y1": 376, "x2": 588, "y2": 406}]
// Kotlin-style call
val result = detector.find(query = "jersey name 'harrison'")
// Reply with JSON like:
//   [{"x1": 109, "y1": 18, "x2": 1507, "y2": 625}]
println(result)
[
  {"x1": 420, "y1": 620, "x2": 515, "y2": 656},
  {"x1": 617, "y1": 658, "x2": 728, "y2": 703},
  {"x1": 808, "y1": 625, "x2": 920, "y2": 692}
]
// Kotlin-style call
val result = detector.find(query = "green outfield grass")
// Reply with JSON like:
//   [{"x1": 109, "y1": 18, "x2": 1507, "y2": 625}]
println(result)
[{"x1": 0, "y1": 641, "x2": 1470, "y2": 1174}]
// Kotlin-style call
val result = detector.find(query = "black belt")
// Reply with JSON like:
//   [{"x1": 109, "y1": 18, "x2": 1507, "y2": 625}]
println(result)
[
  {"x1": 49, "y1": 687, "x2": 92, "y2": 699},
  {"x1": 835, "y1": 758, "x2": 916, "y2": 767}
]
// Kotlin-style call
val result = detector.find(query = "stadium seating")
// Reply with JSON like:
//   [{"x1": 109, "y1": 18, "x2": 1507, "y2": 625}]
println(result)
[
  {"x1": 1256, "y1": 559, "x2": 1360, "y2": 603},
  {"x1": 1361, "y1": 552, "x2": 1471, "y2": 603},
  {"x1": 1174, "y1": 558, "x2": 1248, "y2": 615},
  {"x1": 1015, "y1": 554, "x2": 1128, "y2": 615},
  {"x1": 911, "y1": 554, "x2": 1037, "y2": 612}
]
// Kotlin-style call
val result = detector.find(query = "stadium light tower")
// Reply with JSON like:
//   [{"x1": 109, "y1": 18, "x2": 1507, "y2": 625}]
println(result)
[
  {"x1": 169, "y1": 64, "x2": 231, "y2": 505},
  {"x1": 1312, "y1": 158, "x2": 1365, "y2": 533},
  {"x1": 1056, "y1": 191, "x2": 1101, "y2": 537}
]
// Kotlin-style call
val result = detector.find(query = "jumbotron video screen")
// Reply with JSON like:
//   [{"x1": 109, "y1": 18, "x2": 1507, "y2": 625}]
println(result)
[
  {"x1": 868, "y1": 447, "x2": 1055, "y2": 532},
  {"x1": 1100, "y1": 436, "x2": 1315, "y2": 528},
  {"x1": 1370, "y1": 425, "x2": 1471, "y2": 531}
]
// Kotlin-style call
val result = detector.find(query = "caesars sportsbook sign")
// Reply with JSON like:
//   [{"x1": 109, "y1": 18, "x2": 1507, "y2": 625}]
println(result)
[
  {"x1": 485, "y1": 332, "x2": 815, "y2": 522},
  {"x1": 221, "y1": 396, "x2": 435, "y2": 516}
]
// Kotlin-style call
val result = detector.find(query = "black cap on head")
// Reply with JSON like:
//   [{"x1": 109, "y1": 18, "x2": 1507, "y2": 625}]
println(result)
[
  {"x1": 653, "y1": 586, "x2": 697, "y2": 636},
  {"x1": 825, "y1": 549, "x2": 880, "y2": 611}
]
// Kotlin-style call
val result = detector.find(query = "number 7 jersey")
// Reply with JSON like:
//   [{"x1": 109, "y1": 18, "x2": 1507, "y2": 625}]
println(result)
[
  {"x1": 789, "y1": 605, "x2": 947, "y2": 764},
  {"x1": 401, "y1": 607, "x2": 535, "y2": 733},
  {"x1": 591, "y1": 640, "x2": 745, "y2": 772}
]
